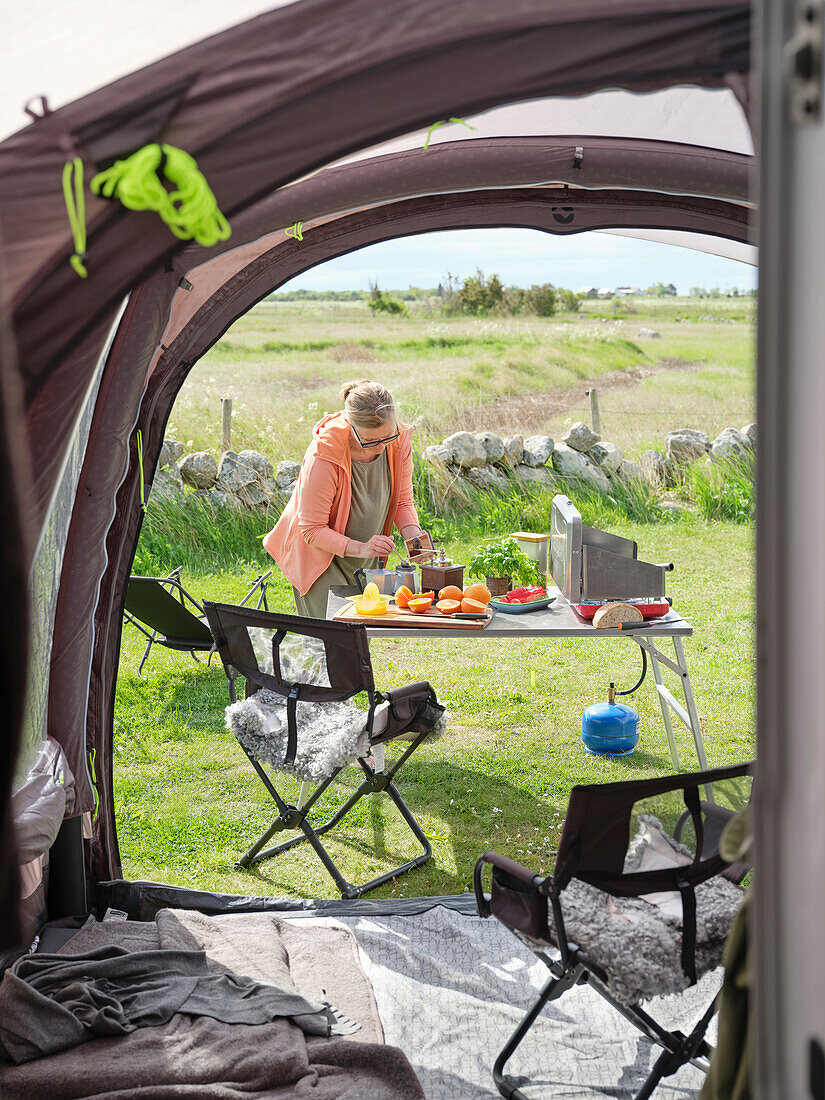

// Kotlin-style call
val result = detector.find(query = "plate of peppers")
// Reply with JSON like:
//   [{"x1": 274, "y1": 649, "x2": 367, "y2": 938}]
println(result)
[{"x1": 488, "y1": 585, "x2": 556, "y2": 614}]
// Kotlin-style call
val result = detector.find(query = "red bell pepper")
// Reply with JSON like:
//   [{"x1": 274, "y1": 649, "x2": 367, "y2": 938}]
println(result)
[{"x1": 508, "y1": 586, "x2": 546, "y2": 600}]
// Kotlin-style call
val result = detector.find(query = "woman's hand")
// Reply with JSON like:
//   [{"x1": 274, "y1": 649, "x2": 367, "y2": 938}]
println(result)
[{"x1": 350, "y1": 534, "x2": 396, "y2": 558}]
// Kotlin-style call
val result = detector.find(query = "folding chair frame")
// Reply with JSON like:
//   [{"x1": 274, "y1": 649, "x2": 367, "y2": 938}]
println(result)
[
  {"x1": 229, "y1": 672, "x2": 432, "y2": 899},
  {"x1": 483, "y1": 941, "x2": 718, "y2": 1100},
  {"x1": 206, "y1": 603, "x2": 439, "y2": 900},
  {"x1": 123, "y1": 566, "x2": 270, "y2": 677},
  {"x1": 474, "y1": 762, "x2": 752, "y2": 1100}
]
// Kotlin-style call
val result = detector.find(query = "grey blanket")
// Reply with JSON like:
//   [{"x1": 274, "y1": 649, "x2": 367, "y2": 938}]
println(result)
[
  {"x1": 0, "y1": 945, "x2": 330, "y2": 1065},
  {"x1": 0, "y1": 912, "x2": 423, "y2": 1100}
]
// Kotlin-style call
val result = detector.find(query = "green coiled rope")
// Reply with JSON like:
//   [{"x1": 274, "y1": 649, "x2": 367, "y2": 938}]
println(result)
[
  {"x1": 91, "y1": 143, "x2": 231, "y2": 246},
  {"x1": 62, "y1": 143, "x2": 231, "y2": 277}
]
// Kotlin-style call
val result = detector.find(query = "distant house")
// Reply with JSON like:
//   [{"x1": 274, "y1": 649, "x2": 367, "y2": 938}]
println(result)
[
  {"x1": 577, "y1": 286, "x2": 598, "y2": 298},
  {"x1": 614, "y1": 286, "x2": 642, "y2": 297},
  {"x1": 597, "y1": 288, "x2": 613, "y2": 299}
]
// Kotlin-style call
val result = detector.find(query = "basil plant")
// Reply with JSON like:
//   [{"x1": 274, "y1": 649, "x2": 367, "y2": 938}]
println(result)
[{"x1": 467, "y1": 538, "x2": 541, "y2": 587}]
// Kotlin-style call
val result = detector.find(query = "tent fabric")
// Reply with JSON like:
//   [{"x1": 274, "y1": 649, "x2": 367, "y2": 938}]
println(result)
[
  {"x1": 0, "y1": 303, "x2": 30, "y2": 950},
  {"x1": 333, "y1": 86, "x2": 754, "y2": 166},
  {"x1": 0, "y1": 0, "x2": 754, "y2": 894},
  {"x1": 601, "y1": 227, "x2": 757, "y2": 263},
  {"x1": 2, "y1": 0, "x2": 750, "y2": 533}
]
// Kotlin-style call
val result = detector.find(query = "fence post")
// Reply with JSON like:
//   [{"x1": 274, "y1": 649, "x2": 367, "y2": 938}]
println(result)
[
  {"x1": 585, "y1": 388, "x2": 601, "y2": 437},
  {"x1": 221, "y1": 398, "x2": 233, "y2": 453}
]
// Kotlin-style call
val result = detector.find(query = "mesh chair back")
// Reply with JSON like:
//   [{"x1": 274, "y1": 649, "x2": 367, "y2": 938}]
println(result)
[
  {"x1": 485, "y1": 762, "x2": 752, "y2": 986},
  {"x1": 203, "y1": 602, "x2": 375, "y2": 702},
  {"x1": 125, "y1": 577, "x2": 214, "y2": 647},
  {"x1": 551, "y1": 762, "x2": 752, "y2": 984},
  {"x1": 554, "y1": 762, "x2": 752, "y2": 895}
]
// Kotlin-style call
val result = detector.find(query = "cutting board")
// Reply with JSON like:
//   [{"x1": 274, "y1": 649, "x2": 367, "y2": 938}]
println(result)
[{"x1": 333, "y1": 600, "x2": 492, "y2": 629}]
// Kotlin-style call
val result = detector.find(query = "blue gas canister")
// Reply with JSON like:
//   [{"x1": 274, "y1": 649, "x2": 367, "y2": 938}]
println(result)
[{"x1": 581, "y1": 682, "x2": 640, "y2": 756}]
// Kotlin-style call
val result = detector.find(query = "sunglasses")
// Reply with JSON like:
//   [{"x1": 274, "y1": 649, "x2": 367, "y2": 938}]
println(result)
[{"x1": 350, "y1": 423, "x2": 400, "y2": 448}]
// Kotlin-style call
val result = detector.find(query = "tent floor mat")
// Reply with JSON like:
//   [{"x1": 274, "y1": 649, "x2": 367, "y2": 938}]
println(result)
[
  {"x1": 90, "y1": 884, "x2": 715, "y2": 1097},
  {"x1": 286, "y1": 904, "x2": 716, "y2": 1099}
]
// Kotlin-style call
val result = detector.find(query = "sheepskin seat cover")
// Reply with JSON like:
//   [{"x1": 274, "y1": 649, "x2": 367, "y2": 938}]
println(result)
[
  {"x1": 225, "y1": 689, "x2": 370, "y2": 782},
  {"x1": 520, "y1": 817, "x2": 745, "y2": 1006}
]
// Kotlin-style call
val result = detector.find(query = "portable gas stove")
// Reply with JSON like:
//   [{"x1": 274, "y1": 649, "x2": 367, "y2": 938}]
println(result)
[{"x1": 549, "y1": 495, "x2": 674, "y2": 618}]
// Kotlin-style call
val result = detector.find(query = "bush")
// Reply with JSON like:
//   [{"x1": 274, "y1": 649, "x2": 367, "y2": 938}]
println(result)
[
  {"x1": 523, "y1": 283, "x2": 556, "y2": 316},
  {"x1": 456, "y1": 269, "x2": 505, "y2": 314},
  {"x1": 439, "y1": 273, "x2": 587, "y2": 318},
  {"x1": 368, "y1": 283, "x2": 409, "y2": 316},
  {"x1": 556, "y1": 288, "x2": 582, "y2": 313}
]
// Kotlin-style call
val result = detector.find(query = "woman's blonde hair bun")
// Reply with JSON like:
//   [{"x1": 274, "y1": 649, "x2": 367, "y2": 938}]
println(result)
[{"x1": 340, "y1": 378, "x2": 395, "y2": 429}]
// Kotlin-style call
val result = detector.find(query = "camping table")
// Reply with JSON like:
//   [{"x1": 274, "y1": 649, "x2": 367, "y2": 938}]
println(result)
[{"x1": 326, "y1": 588, "x2": 707, "y2": 773}]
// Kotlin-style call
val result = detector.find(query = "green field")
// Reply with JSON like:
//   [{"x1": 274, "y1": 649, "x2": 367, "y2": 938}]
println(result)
[
  {"x1": 116, "y1": 297, "x2": 756, "y2": 899},
  {"x1": 169, "y1": 296, "x2": 755, "y2": 465}
]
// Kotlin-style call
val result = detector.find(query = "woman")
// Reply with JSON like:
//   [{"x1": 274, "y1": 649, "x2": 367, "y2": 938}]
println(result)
[{"x1": 263, "y1": 379, "x2": 431, "y2": 618}]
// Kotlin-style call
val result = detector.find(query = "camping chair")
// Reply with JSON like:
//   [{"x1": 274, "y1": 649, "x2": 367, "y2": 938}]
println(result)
[
  {"x1": 202, "y1": 601, "x2": 447, "y2": 899},
  {"x1": 123, "y1": 567, "x2": 271, "y2": 677},
  {"x1": 474, "y1": 762, "x2": 753, "y2": 1100}
]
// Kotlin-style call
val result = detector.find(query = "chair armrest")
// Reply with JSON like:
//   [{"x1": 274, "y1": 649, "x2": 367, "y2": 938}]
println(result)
[{"x1": 473, "y1": 850, "x2": 546, "y2": 917}]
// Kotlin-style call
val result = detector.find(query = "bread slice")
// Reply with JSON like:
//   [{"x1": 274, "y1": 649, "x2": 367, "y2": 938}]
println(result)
[{"x1": 592, "y1": 601, "x2": 644, "y2": 629}]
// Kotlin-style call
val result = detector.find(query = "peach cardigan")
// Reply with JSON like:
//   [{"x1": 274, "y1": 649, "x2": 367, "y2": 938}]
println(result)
[{"x1": 263, "y1": 411, "x2": 420, "y2": 595}]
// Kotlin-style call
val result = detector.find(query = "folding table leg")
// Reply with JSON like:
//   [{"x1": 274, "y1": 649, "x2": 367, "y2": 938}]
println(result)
[
  {"x1": 642, "y1": 638, "x2": 681, "y2": 770},
  {"x1": 672, "y1": 636, "x2": 709, "y2": 772}
]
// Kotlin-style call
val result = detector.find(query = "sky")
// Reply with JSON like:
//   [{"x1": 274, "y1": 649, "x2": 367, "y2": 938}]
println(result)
[{"x1": 280, "y1": 229, "x2": 757, "y2": 296}]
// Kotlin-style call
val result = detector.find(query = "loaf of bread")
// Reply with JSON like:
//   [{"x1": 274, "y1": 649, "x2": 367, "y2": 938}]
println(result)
[{"x1": 592, "y1": 602, "x2": 644, "y2": 629}]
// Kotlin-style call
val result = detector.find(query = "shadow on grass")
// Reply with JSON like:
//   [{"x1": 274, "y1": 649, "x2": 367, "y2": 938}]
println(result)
[
  {"x1": 222, "y1": 756, "x2": 558, "y2": 899},
  {"x1": 116, "y1": 661, "x2": 690, "y2": 899}
]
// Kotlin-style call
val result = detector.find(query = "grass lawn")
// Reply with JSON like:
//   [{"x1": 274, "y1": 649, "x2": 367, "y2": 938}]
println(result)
[
  {"x1": 115, "y1": 518, "x2": 753, "y2": 899},
  {"x1": 114, "y1": 297, "x2": 755, "y2": 900}
]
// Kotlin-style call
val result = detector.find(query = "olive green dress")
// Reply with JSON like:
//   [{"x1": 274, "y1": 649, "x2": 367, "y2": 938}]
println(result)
[{"x1": 293, "y1": 450, "x2": 391, "y2": 619}]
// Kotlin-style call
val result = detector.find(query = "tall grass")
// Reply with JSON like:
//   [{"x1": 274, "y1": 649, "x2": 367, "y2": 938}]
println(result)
[
  {"x1": 134, "y1": 496, "x2": 275, "y2": 575},
  {"x1": 135, "y1": 456, "x2": 666, "y2": 578},
  {"x1": 137, "y1": 444, "x2": 754, "y2": 584},
  {"x1": 411, "y1": 451, "x2": 663, "y2": 538},
  {"x1": 687, "y1": 454, "x2": 755, "y2": 523}
]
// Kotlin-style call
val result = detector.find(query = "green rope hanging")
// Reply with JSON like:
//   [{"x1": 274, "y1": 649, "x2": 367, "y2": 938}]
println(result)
[
  {"x1": 88, "y1": 747, "x2": 99, "y2": 820},
  {"x1": 91, "y1": 143, "x2": 231, "y2": 247},
  {"x1": 136, "y1": 429, "x2": 147, "y2": 512},
  {"x1": 62, "y1": 157, "x2": 88, "y2": 278}
]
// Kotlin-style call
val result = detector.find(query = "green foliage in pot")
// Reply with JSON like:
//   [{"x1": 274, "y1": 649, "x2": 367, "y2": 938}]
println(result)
[{"x1": 467, "y1": 537, "x2": 542, "y2": 587}]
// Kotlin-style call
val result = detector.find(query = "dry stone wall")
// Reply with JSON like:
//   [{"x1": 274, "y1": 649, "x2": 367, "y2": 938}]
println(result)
[
  {"x1": 150, "y1": 419, "x2": 756, "y2": 511},
  {"x1": 150, "y1": 445, "x2": 298, "y2": 510},
  {"x1": 422, "y1": 420, "x2": 756, "y2": 500}
]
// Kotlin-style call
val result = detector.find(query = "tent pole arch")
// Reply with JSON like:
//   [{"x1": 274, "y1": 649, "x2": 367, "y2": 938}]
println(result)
[
  {"x1": 54, "y1": 186, "x2": 753, "y2": 879},
  {"x1": 1, "y1": 0, "x2": 750, "y2": 539}
]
